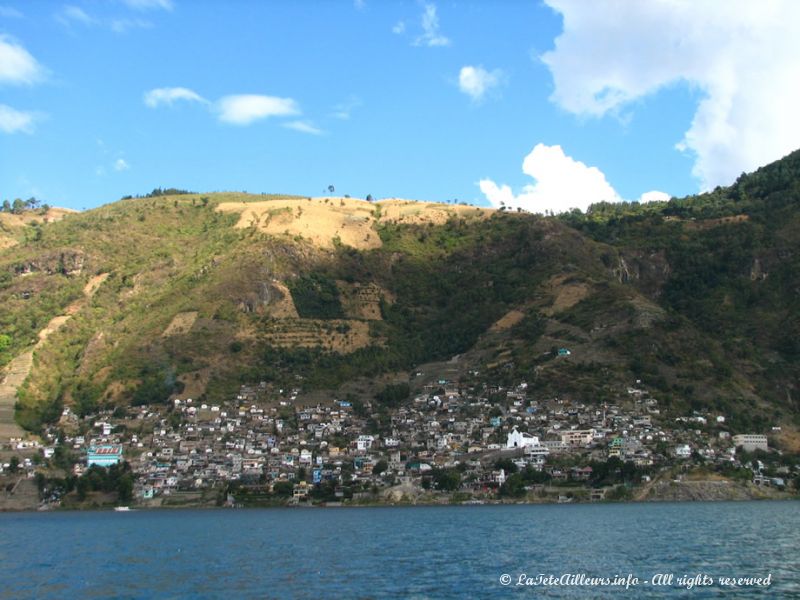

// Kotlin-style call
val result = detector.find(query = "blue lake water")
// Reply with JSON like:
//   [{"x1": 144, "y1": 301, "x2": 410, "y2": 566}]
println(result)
[{"x1": 0, "y1": 501, "x2": 798, "y2": 599}]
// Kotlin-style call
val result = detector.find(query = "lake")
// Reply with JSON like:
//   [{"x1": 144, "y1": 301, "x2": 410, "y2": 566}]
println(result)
[{"x1": 1, "y1": 501, "x2": 797, "y2": 598}]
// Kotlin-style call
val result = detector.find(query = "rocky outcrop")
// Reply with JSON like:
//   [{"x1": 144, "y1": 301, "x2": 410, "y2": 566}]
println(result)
[
  {"x1": 12, "y1": 250, "x2": 86, "y2": 276},
  {"x1": 750, "y1": 257, "x2": 768, "y2": 281},
  {"x1": 613, "y1": 250, "x2": 671, "y2": 298},
  {"x1": 238, "y1": 280, "x2": 299, "y2": 317},
  {"x1": 644, "y1": 480, "x2": 785, "y2": 502}
]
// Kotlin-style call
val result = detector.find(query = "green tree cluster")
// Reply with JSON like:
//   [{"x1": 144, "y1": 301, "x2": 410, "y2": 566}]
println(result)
[{"x1": 375, "y1": 383, "x2": 410, "y2": 408}]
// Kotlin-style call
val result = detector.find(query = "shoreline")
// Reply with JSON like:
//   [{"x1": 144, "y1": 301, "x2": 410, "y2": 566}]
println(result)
[{"x1": 3, "y1": 485, "x2": 796, "y2": 514}]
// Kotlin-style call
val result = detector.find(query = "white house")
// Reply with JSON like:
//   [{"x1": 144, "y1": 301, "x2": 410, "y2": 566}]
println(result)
[
  {"x1": 491, "y1": 468, "x2": 506, "y2": 485},
  {"x1": 94, "y1": 421, "x2": 113, "y2": 436},
  {"x1": 356, "y1": 435, "x2": 375, "y2": 451},
  {"x1": 732, "y1": 434, "x2": 768, "y2": 452}
]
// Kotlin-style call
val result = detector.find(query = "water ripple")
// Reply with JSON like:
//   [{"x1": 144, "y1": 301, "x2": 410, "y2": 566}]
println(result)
[{"x1": 0, "y1": 501, "x2": 797, "y2": 598}]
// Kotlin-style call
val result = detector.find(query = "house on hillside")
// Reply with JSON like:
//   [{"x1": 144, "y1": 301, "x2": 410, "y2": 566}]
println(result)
[
  {"x1": 356, "y1": 435, "x2": 375, "y2": 452},
  {"x1": 674, "y1": 444, "x2": 691, "y2": 458},
  {"x1": 732, "y1": 434, "x2": 768, "y2": 452},
  {"x1": 87, "y1": 445, "x2": 123, "y2": 467}
]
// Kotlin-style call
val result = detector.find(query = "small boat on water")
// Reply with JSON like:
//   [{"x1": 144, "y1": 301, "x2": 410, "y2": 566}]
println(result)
[{"x1": 114, "y1": 506, "x2": 133, "y2": 512}]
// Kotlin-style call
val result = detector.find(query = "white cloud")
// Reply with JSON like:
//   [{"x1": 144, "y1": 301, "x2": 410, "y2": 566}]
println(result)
[
  {"x1": 639, "y1": 190, "x2": 670, "y2": 203},
  {"x1": 283, "y1": 120, "x2": 323, "y2": 135},
  {"x1": 144, "y1": 86, "x2": 207, "y2": 107},
  {"x1": 479, "y1": 144, "x2": 621, "y2": 214},
  {"x1": 145, "y1": 88, "x2": 309, "y2": 129},
  {"x1": 57, "y1": 5, "x2": 96, "y2": 26},
  {"x1": 110, "y1": 18, "x2": 152, "y2": 33},
  {"x1": 0, "y1": 39, "x2": 45, "y2": 134},
  {"x1": 331, "y1": 95, "x2": 361, "y2": 120},
  {"x1": 392, "y1": 21, "x2": 405, "y2": 34},
  {"x1": 121, "y1": 0, "x2": 173, "y2": 10},
  {"x1": 0, "y1": 35, "x2": 45, "y2": 86},
  {"x1": 414, "y1": 3, "x2": 450, "y2": 47},
  {"x1": 0, "y1": 5, "x2": 23, "y2": 18},
  {"x1": 114, "y1": 158, "x2": 130, "y2": 171},
  {"x1": 217, "y1": 94, "x2": 300, "y2": 125},
  {"x1": 0, "y1": 104, "x2": 37, "y2": 134},
  {"x1": 458, "y1": 65, "x2": 503, "y2": 102},
  {"x1": 541, "y1": 0, "x2": 800, "y2": 190},
  {"x1": 55, "y1": 6, "x2": 153, "y2": 33}
]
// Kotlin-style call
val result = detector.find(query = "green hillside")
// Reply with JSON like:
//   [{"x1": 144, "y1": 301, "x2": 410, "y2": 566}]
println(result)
[
  {"x1": 2, "y1": 150, "x2": 799, "y2": 436},
  {"x1": 558, "y1": 148, "x2": 800, "y2": 423}
]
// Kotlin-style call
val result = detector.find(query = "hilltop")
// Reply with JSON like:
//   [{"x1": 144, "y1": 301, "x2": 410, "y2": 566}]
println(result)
[
  {"x1": 0, "y1": 207, "x2": 75, "y2": 250},
  {"x1": 217, "y1": 196, "x2": 495, "y2": 250},
  {"x1": 1, "y1": 149, "x2": 799, "y2": 446}
]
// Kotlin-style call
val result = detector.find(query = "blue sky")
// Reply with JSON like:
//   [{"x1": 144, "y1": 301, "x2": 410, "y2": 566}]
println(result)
[{"x1": 2, "y1": 1, "x2": 799, "y2": 212}]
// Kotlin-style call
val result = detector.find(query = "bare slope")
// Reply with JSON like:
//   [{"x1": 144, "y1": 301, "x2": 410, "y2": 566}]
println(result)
[
  {"x1": 216, "y1": 196, "x2": 494, "y2": 250},
  {"x1": 0, "y1": 208, "x2": 76, "y2": 249}
]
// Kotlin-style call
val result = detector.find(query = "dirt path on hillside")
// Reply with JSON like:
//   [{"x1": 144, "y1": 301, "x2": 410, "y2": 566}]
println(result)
[
  {"x1": 633, "y1": 472, "x2": 663, "y2": 501},
  {"x1": 0, "y1": 352, "x2": 32, "y2": 440},
  {"x1": 0, "y1": 273, "x2": 109, "y2": 442}
]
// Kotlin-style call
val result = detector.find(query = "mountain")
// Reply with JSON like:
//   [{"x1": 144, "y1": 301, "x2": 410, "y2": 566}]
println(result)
[{"x1": 1, "y1": 150, "x2": 799, "y2": 444}]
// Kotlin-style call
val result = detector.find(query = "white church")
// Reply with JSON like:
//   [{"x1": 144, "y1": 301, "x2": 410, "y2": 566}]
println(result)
[
  {"x1": 506, "y1": 427, "x2": 540, "y2": 449},
  {"x1": 505, "y1": 427, "x2": 549, "y2": 469}
]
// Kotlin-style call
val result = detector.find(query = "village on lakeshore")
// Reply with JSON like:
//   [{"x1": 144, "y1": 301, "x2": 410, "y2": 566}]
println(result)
[{"x1": 2, "y1": 371, "x2": 797, "y2": 510}]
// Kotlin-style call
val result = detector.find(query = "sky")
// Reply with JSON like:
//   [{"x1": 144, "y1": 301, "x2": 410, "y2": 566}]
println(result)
[{"x1": 2, "y1": 0, "x2": 800, "y2": 213}]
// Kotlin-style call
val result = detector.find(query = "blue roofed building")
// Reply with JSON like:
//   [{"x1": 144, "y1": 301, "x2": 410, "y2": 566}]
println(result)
[{"x1": 87, "y1": 445, "x2": 123, "y2": 468}]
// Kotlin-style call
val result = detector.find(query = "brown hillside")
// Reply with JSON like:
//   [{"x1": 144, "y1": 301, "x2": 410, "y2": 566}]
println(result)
[{"x1": 216, "y1": 197, "x2": 495, "y2": 250}]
